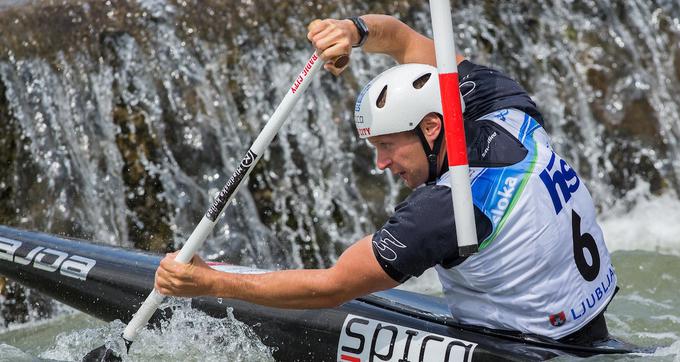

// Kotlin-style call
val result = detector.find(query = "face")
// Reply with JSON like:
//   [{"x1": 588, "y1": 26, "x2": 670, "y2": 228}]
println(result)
[{"x1": 368, "y1": 131, "x2": 428, "y2": 189}]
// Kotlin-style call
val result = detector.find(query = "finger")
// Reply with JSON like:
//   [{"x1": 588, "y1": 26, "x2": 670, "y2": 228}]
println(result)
[
  {"x1": 321, "y1": 47, "x2": 349, "y2": 66},
  {"x1": 154, "y1": 272, "x2": 168, "y2": 294},
  {"x1": 307, "y1": 19, "x2": 325, "y2": 40},
  {"x1": 307, "y1": 18, "x2": 322, "y2": 32},
  {"x1": 310, "y1": 26, "x2": 339, "y2": 51},
  {"x1": 316, "y1": 36, "x2": 351, "y2": 60},
  {"x1": 159, "y1": 257, "x2": 171, "y2": 270},
  {"x1": 160, "y1": 255, "x2": 179, "y2": 270},
  {"x1": 324, "y1": 63, "x2": 343, "y2": 77},
  {"x1": 315, "y1": 25, "x2": 352, "y2": 48}
]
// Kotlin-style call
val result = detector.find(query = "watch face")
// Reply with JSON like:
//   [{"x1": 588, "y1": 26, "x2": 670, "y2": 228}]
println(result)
[
  {"x1": 352, "y1": 17, "x2": 369, "y2": 47},
  {"x1": 356, "y1": 18, "x2": 368, "y2": 34}
]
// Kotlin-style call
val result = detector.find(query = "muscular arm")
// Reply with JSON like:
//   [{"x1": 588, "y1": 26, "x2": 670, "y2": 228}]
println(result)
[
  {"x1": 360, "y1": 14, "x2": 437, "y2": 65},
  {"x1": 155, "y1": 234, "x2": 400, "y2": 309},
  {"x1": 308, "y1": 14, "x2": 464, "y2": 73}
]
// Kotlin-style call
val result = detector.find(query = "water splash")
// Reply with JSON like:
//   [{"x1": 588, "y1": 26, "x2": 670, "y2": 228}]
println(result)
[
  {"x1": 0, "y1": 0, "x2": 679, "y2": 351},
  {"x1": 601, "y1": 181, "x2": 680, "y2": 256},
  {"x1": 39, "y1": 301, "x2": 274, "y2": 362},
  {"x1": 0, "y1": 343, "x2": 38, "y2": 362},
  {"x1": 651, "y1": 339, "x2": 680, "y2": 361}
]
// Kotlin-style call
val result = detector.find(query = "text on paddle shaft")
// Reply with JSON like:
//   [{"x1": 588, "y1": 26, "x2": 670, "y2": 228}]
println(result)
[
  {"x1": 291, "y1": 53, "x2": 318, "y2": 94},
  {"x1": 206, "y1": 149, "x2": 257, "y2": 221},
  {"x1": 337, "y1": 315, "x2": 476, "y2": 362},
  {"x1": 0, "y1": 237, "x2": 96, "y2": 281}
]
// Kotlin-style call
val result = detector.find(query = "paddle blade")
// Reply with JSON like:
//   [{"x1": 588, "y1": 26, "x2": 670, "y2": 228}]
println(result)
[{"x1": 82, "y1": 345, "x2": 122, "y2": 362}]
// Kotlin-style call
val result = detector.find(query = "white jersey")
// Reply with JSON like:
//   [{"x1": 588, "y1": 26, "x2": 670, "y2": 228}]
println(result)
[{"x1": 435, "y1": 108, "x2": 616, "y2": 338}]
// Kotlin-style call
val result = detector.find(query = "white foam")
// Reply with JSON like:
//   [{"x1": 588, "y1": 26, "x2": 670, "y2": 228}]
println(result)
[
  {"x1": 0, "y1": 343, "x2": 35, "y2": 362},
  {"x1": 651, "y1": 339, "x2": 680, "y2": 360},
  {"x1": 397, "y1": 267, "x2": 444, "y2": 296},
  {"x1": 650, "y1": 315, "x2": 680, "y2": 325},
  {"x1": 600, "y1": 191, "x2": 680, "y2": 256},
  {"x1": 39, "y1": 300, "x2": 274, "y2": 362},
  {"x1": 622, "y1": 293, "x2": 674, "y2": 310}
]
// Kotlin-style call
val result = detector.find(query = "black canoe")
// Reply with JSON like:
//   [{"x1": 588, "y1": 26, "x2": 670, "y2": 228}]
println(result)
[{"x1": 0, "y1": 225, "x2": 640, "y2": 361}]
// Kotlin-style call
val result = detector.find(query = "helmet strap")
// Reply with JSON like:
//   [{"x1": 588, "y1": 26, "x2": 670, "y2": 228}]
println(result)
[{"x1": 414, "y1": 124, "x2": 445, "y2": 185}]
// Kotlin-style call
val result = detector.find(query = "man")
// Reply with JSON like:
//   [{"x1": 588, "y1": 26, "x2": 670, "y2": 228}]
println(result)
[{"x1": 156, "y1": 15, "x2": 617, "y2": 345}]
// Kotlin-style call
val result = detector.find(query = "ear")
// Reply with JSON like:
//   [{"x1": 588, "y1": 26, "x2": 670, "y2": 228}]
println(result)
[{"x1": 419, "y1": 113, "x2": 442, "y2": 143}]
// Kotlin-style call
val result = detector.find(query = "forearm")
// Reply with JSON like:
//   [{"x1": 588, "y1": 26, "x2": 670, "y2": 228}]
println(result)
[
  {"x1": 207, "y1": 268, "x2": 352, "y2": 309},
  {"x1": 360, "y1": 14, "x2": 436, "y2": 65},
  {"x1": 156, "y1": 236, "x2": 398, "y2": 309},
  {"x1": 359, "y1": 15, "x2": 465, "y2": 66}
]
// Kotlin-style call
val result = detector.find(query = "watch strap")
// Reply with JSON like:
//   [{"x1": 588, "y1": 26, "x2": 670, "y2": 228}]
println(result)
[{"x1": 347, "y1": 16, "x2": 369, "y2": 48}]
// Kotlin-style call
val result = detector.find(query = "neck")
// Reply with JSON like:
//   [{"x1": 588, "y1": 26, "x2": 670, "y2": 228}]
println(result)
[{"x1": 437, "y1": 144, "x2": 448, "y2": 178}]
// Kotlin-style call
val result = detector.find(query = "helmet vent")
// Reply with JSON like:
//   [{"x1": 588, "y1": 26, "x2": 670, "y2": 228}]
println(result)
[
  {"x1": 376, "y1": 85, "x2": 388, "y2": 108},
  {"x1": 412, "y1": 73, "x2": 432, "y2": 89}
]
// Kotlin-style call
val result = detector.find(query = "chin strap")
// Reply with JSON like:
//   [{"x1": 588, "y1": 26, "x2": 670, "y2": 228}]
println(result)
[{"x1": 414, "y1": 125, "x2": 446, "y2": 185}]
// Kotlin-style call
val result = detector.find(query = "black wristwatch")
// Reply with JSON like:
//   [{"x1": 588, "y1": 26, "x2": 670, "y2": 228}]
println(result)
[{"x1": 347, "y1": 16, "x2": 369, "y2": 48}]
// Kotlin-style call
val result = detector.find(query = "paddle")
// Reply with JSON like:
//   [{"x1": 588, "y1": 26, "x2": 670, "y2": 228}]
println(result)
[
  {"x1": 429, "y1": 0, "x2": 479, "y2": 256},
  {"x1": 84, "y1": 51, "x2": 338, "y2": 361}
]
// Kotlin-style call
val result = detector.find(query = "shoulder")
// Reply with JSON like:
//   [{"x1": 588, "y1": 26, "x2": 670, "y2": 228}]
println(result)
[
  {"x1": 458, "y1": 60, "x2": 546, "y2": 127},
  {"x1": 396, "y1": 185, "x2": 453, "y2": 215},
  {"x1": 466, "y1": 117, "x2": 528, "y2": 167},
  {"x1": 373, "y1": 185, "x2": 456, "y2": 281},
  {"x1": 458, "y1": 60, "x2": 499, "y2": 81}
]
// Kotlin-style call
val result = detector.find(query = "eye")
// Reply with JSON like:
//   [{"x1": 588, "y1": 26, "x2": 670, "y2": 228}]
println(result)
[{"x1": 378, "y1": 142, "x2": 392, "y2": 150}]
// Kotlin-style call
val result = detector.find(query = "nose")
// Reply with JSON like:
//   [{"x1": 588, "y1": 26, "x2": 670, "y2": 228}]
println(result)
[{"x1": 376, "y1": 151, "x2": 391, "y2": 170}]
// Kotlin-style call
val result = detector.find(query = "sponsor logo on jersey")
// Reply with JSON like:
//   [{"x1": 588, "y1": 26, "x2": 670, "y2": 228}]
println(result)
[
  {"x1": 0, "y1": 237, "x2": 96, "y2": 281},
  {"x1": 549, "y1": 311, "x2": 567, "y2": 327},
  {"x1": 460, "y1": 80, "x2": 476, "y2": 98},
  {"x1": 570, "y1": 265, "x2": 616, "y2": 321},
  {"x1": 372, "y1": 229, "x2": 406, "y2": 261},
  {"x1": 489, "y1": 176, "x2": 518, "y2": 225},
  {"x1": 493, "y1": 109, "x2": 509, "y2": 122},
  {"x1": 337, "y1": 315, "x2": 476, "y2": 362},
  {"x1": 539, "y1": 152, "x2": 581, "y2": 214},
  {"x1": 480, "y1": 131, "x2": 497, "y2": 159}
]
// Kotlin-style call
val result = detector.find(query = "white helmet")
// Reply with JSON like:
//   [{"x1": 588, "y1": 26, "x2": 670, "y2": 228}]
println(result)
[{"x1": 354, "y1": 63, "x2": 464, "y2": 139}]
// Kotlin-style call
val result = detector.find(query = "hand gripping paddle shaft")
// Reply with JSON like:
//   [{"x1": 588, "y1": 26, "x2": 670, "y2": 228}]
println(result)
[{"x1": 121, "y1": 52, "x2": 324, "y2": 351}]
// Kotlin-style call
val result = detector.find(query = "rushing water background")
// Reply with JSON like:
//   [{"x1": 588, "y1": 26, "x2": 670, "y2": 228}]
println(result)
[{"x1": 0, "y1": 0, "x2": 679, "y2": 360}]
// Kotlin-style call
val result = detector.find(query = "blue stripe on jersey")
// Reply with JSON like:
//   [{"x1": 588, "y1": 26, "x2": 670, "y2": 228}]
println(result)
[{"x1": 470, "y1": 111, "x2": 543, "y2": 249}]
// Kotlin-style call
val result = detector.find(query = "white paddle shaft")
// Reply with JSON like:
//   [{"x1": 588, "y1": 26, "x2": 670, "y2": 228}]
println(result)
[{"x1": 123, "y1": 52, "x2": 324, "y2": 342}]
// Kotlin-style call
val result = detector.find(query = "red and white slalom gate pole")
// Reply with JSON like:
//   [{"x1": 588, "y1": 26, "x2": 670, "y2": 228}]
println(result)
[{"x1": 430, "y1": 0, "x2": 478, "y2": 256}]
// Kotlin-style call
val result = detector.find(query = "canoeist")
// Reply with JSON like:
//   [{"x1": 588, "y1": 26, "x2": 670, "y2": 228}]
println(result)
[{"x1": 156, "y1": 14, "x2": 618, "y2": 346}]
